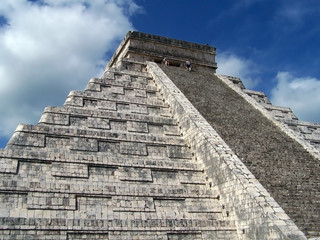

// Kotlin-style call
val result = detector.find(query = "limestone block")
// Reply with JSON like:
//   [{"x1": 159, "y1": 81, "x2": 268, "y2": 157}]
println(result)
[
  {"x1": 77, "y1": 196, "x2": 112, "y2": 220},
  {"x1": 167, "y1": 145, "x2": 192, "y2": 159},
  {"x1": 67, "y1": 233, "x2": 108, "y2": 239},
  {"x1": 120, "y1": 142, "x2": 147, "y2": 156},
  {"x1": 64, "y1": 96, "x2": 83, "y2": 107},
  {"x1": 83, "y1": 99, "x2": 98, "y2": 108},
  {"x1": 110, "y1": 86, "x2": 124, "y2": 95},
  {"x1": 87, "y1": 117, "x2": 110, "y2": 130},
  {"x1": 146, "y1": 91, "x2": 157, "y2": 99},
  {"x1": 201, "y1": 231, "x2": 238, "y2": 239},
  {"x1": 164, "y1": 125, "x2": 180, "y2": 136},
  {"x1": 52, "y1": 162, "x2": 89, "y2": 178},
  {"x1": 27, "y1": 192, "x2": 76, "y2": 210},
  {"x1": 112, "y1": 196, "x2": 155, "y2": 212},
  {"x1": 179, "y1": 171, "x2": 206, "y2": 185},
  {"x1": 109, "y1": 231, "x2": 167, "y2": 240},
  {"x1": 127, "y1": 121, "x2": 148, "y2": 133},
  {"x1": 160, "y1": 107, "x2": 171, "y2": 117},
  {"x1": 154, "y1": 199, "x2": 187, "y2": 219},
  {"x1": 98, "y1": 100, "x2": 117, "y2": 111},
  {"x1": 117, "y1": 167, "x2": 152, "y2": 182},
  {"x1": 130, "y1": 104, "x2": 148, "y2": 114},
  {"x1": 146, "y1": 145, "x2": 168, "y2": 157},
  {"x1": 148, "y1": 124, "x2": 164, "y2": 135},
  {"x1": 7, "y1": 132, "x2": 45, "y2": 147},
  {"x1": 0, "y1": 193, "x2": 27, "y2": 218},
  {"x1": 85, "y1": 81, "x2": 101, "y2": 92},
  {"x1": 167, "y1": 233, "x2": 202, "y2": 240},
  {"x1": 148, "y1": 106, "x2": 161, "y2": 115},
  {"x1": 102, "y1": 71, "x2": 115, "y2": 79},
  {"x1": 71, "y1": 138, "x2": 98, "y2": 152},
  {"x1": 135, "y1": 89, "x2": 147, "y2": 98},
  {"x1": 98, "y1": 141, "x2": 120, "y2": 154},
  {"x1": 46, "y1": 136, "x2": 70, "y2": 149},
  {"x1": 131, "y1": 76, "x2": 148, "y2": 85},
  {"x1": 152, "y1": 170, "x2": 179, "y2": 185},
  {"x1": 69, "y1": 116, "x2": 87, "y2": 127},
  {"x1": 110, "y1": 120, "x2": 127, "y2": 131},
  {"x1": 186, "y1": 198, "x2": 222, "y2": 213},
  {"x1": 116, "y1": 103, "x2": 130, "y2": 112},
  {"x1": 115, "y1": 74, "x2": 131, "y2": 82},
  {"x1": 0, "y1": 158, "x2": 18, "y2": 173},
  {"x1": 39, "y1": 112, "x2": 69, "y2": 125},
  {"x1": 0, "y1": 231, "x2": 66, "y2": 239}
]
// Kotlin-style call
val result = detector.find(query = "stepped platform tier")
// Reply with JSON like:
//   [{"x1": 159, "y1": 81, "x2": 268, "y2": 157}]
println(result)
[{"x1": 1, "y1": 31, "x2": 319, "y2": 239}]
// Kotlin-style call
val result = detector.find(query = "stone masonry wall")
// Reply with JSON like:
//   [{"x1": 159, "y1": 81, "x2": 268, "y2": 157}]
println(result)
[
  {"x1": 157, "y1": 63, "x2": 320, "y2": 238},
  {"x1": 0, "y1": 59, "x2": 237, "y2": 239}
]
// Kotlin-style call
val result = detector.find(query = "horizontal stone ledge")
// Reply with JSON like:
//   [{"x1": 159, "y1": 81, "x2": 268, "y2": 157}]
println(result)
[
  {"x1": 43, "y1": 106, "x2": 175, "y2": 125},
  {"x1": 0, "y1": 150, "x2": 202, "y2": 172},
  {"x1": 11, "y1": 125, "x2": 185, "y2": 146},
  {"x1": 0, "y1": 217, "x2": 236, "y2": 231},
  {"x1": 0, "y1": 184, "x2": 218, "y2": 200},
  {"x1": 88, "y1": 77, "x2": 157, "y2": 92},
  {"x1": 67, "y1": 90, "x2": 167, "y2": 108},
  {"x1": 105, "y1": 68, "x2": 151, "y2": 79}
]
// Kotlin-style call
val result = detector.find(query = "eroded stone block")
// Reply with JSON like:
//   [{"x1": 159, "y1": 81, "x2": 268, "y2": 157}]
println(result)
[
  {"x1": 71, "y1": 138, "x2": 98, "y2": 152},
  {"x1": 127, "y1": 121, "x2": 148, "y2": 133},
  {"x1": 112, "y1": 196, "x2": 155, "y2": 212},
  {"x1": 0, "y1": 158, "x2": 19, "y2": 174},
  {"x1": 52, "y1": 162, "x2": 89, "y2": 178},
  {"x1": 27, "y1": 192, "x2": 76, "y2": 210},
  {"x1": 117, "y1": 167, "x2": 152, "y2": 182},
  {"x1": 120, "y1": 142, "x2": 147, "y2": 156},
  {"x1": 7, "y1": 132, "x2": 45, "y2": 147}
]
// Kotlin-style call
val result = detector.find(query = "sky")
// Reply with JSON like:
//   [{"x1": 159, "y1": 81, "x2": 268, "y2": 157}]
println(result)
[{"x1": 1, "y1": 0, "x2": 320, "y2": 148}]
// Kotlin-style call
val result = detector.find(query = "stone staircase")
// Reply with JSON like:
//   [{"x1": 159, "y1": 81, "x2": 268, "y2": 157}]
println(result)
[
  {"x1": 0, "y1": 60, "x2": 237, "y2": 239},
  {"x1": 158, "y1": 64, "x2": 318, "y2": 239},
  {"x1": 225, "y1": 75, "x2": 320, "y2": 152}
]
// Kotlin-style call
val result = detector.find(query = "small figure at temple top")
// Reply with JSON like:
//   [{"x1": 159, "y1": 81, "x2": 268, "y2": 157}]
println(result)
[
  {"x1": 163, "y1": 57, "x2": 169, "y2": 66},
  {"x1": 186, "y1": 60, "x2": 192, "y2": 71}
]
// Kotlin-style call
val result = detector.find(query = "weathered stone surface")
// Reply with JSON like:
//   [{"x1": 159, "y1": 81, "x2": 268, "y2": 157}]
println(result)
[
  {"x1": 158, "y1": 62, "x2": 319, "y2": 238},
  {"x1": 1, "y1": 31, "x2": 317, "y2": 239}
]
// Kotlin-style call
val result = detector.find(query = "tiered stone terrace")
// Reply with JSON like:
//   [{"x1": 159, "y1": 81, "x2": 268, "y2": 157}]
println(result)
[
  {"x1": 1, "y1": 31, "x2": 318, "y2": 239},
  {"x1": 0, "y1": 60, "x2": 237, "y2": 239}
]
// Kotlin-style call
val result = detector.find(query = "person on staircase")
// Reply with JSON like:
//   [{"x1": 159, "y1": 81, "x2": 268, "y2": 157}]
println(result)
[
  {"x1": 163, "y1": 57, "x2": 169, "y2": 66},
  {"x1": 186, "y1": 60, "x2": 192, "y2": 71}
]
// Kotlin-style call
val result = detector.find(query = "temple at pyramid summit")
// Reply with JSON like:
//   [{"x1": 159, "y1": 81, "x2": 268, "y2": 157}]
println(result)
[{"x1": 1, "y1": 31, "x2": 320, "y2": 239}]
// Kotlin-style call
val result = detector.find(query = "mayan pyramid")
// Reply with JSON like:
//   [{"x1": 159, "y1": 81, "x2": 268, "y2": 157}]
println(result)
[{"x1": 0, "y1": 31, "x2": 319, "y2": 239}]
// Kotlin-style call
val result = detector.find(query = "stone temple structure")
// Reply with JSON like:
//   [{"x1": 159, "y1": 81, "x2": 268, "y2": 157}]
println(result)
[{"x1": 0, "y1": 31, "x2": 320, "y2": 239}]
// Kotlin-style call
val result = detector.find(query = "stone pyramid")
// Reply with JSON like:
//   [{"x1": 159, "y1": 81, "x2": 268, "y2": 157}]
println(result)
[{"x1": 0, "y1": 31, "x2": 319, "y2": 239}]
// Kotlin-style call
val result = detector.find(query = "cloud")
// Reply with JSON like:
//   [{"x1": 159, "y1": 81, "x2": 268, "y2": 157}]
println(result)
[
  {"x1": 0, "y1": 0, "x2": 139, "y2": 139},
  {"x1": 270, "y1": 72, "x2": 320, "y2": 122},
  {"x1": 276, "y1": 1, "x2": 312, "y2": 22},
  {"x1": 273, "y1": 0, "x2": 320, "y2": 32},
  {"x1": 216, "y1": 52, "x2": 260, "y2": 89}
]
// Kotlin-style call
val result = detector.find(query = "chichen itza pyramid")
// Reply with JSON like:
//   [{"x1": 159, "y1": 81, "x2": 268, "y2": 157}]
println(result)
[{"x1": 1, "y1": 31, "x2": 320, "y2": 239}]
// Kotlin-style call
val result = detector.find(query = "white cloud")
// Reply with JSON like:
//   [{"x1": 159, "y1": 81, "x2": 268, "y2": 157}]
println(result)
[
  {"x1": 216, "y1": 52, "x2": 260, "y2": 89},
  {"x1": 270, "y1": 72, "x2": 320, "y2": 122},
  {"x1": 0, "y1": 0, "x2": 139, "y2": 139}
]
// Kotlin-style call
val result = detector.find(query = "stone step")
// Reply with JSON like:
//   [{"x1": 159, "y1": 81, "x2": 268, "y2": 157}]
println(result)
[
  {"x1": 7, "y1": 124, "x2": 186, "y2": 148},
  {"x1": 0, "y1": 150, "x2": 201, "y2": 173},
  {"x1": 0, "y1": 217, "x2": 235, "y2": 232},
  {"x1": 39, "y1": 111, "x2": 179, "y2": 135},
  {"x1": 42, "y1": 106, "x2": 175, "y2": 125},
  {"x1": 86, "y1": 77, "x2": 157, "y2": 92},
  {"x1": 64, "y1": 90, "x2": 168, "y2": 109}
]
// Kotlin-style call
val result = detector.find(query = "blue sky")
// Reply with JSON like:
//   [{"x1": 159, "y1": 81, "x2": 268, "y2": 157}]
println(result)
[{"x1": 1, "y1": 0, "x2": 320, "y2": 148}]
